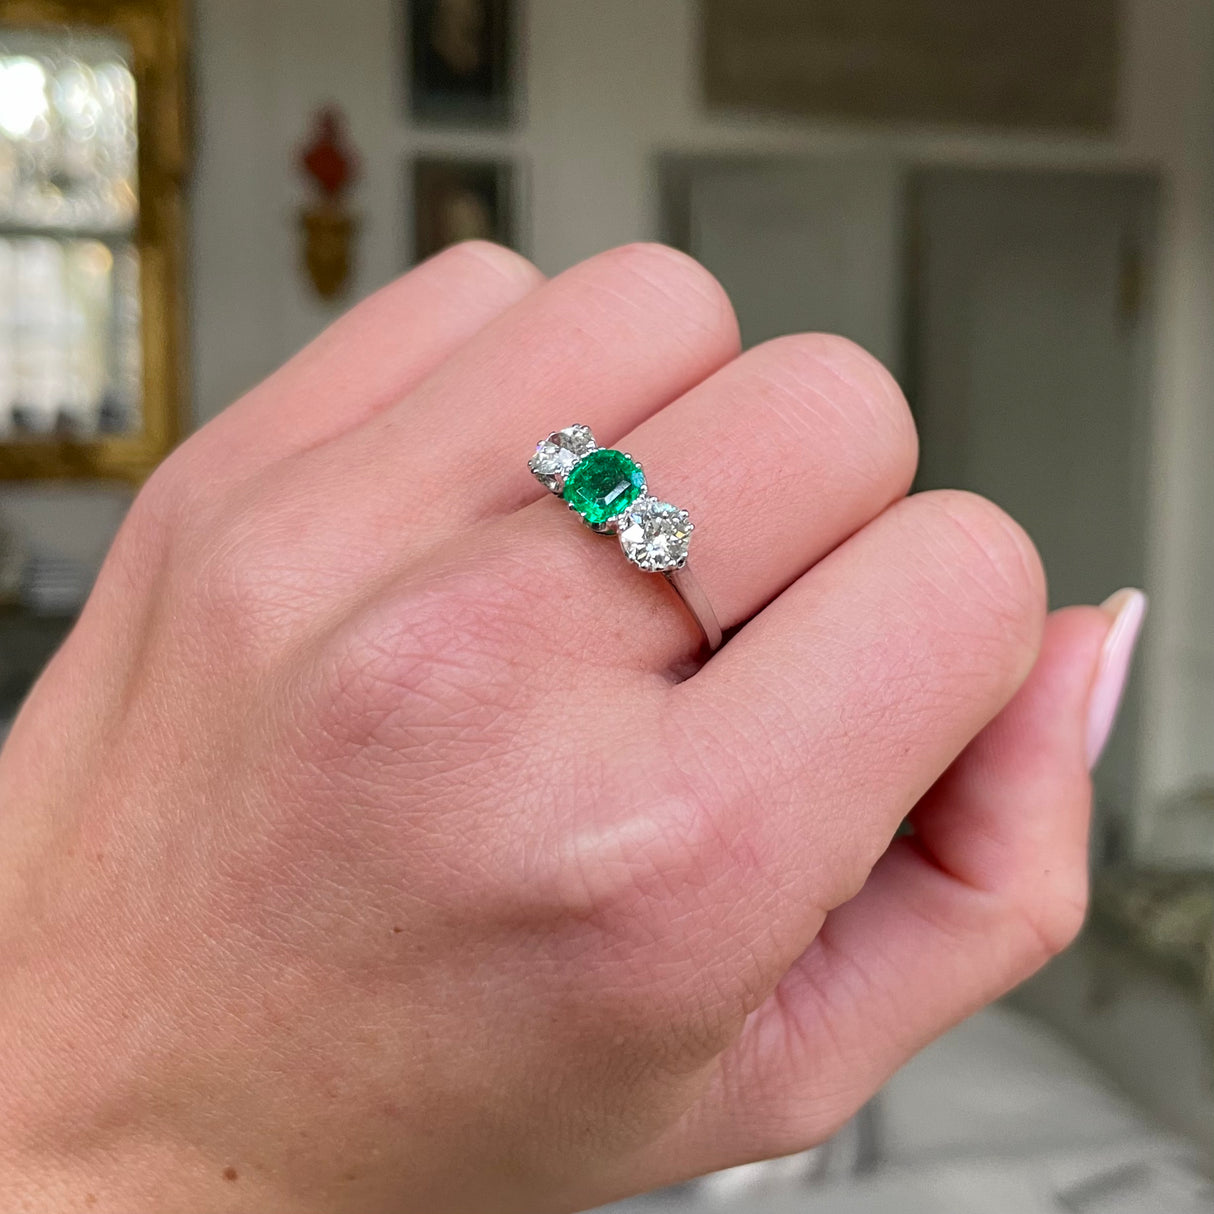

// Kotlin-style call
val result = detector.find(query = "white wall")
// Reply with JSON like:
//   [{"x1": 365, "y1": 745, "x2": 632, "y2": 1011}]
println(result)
[
  {"x1": 2, "y1": 0, "x2": 1212, "y2": 828},
  {"x1": 0, "y1": 0, "x2": 1209, "y2": 1151}
]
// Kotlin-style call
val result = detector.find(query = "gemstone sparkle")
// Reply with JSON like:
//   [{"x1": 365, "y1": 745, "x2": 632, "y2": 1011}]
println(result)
[
  {"x1": 529, "y1": 425, "x2": 597, "y2": 494},
  {"x1": 618, "y1": 498, "x2": 694, "y2": 572},
  {"x1": 562, "y1": 449, "x2": 647, "y2": 529}
]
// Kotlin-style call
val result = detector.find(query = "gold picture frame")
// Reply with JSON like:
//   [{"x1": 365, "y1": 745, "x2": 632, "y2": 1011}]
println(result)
[{"x1": 0, "y1": 0, "x2": 188, "y2": 482}]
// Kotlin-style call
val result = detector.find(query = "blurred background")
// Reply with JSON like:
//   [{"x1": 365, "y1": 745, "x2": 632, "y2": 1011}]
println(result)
[{"x1": 0, "y1": 1, "x2": 1210, "y2": 1210}]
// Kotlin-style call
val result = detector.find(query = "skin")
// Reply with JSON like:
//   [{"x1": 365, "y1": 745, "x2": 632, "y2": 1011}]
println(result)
[{"x1": 0, "y1": 242, "x2": 1114, "y2": 1214}]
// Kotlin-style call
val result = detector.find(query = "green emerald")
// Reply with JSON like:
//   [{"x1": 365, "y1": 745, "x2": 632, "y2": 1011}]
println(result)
[{"x1": 563, "y1": 449, "x2": 646, "y2": 527}]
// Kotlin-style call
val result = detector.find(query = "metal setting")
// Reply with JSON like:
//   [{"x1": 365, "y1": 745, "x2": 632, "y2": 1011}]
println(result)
[
  {"x1": 529, "y1": 425, "x2": 723, "y2": 654},
  {"x1": 664, "y1": 567, "x2": 723, "y2": 654}
]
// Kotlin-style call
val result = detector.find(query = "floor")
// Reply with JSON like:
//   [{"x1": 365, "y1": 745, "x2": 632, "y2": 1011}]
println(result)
[{"x1": 596, "y1": 1006, "x2": 1213, "y2": 1214}]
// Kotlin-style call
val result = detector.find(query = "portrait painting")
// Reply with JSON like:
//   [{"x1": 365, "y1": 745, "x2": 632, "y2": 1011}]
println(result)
[
  {"x1": 409, "y1": 0, "x2": 514, "y2": 126},
  {"x1": 412, "y1": 157, "x2": 516, "y2": 261}
]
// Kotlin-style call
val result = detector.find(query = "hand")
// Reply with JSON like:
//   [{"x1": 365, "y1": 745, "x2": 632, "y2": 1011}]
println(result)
[{"x1": 0, "y1": 243, "x2": 1138, "y2": 1214}]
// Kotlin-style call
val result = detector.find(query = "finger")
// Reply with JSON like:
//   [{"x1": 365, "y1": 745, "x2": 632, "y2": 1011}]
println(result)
[
  {"x1": 644, "y1": 605, "x2": 1115, "y2": 1181},
  {"x1": 314, "y1": 243, "x2": 741, "y2": 539},
  {"x1": 188, "y1": 241, "x2": 546, "y2": 481},
  {"x1": 660, "y1": 491, "x2": 1048, "y2": 996},
  {"x1": 506, "y1": 332, "x2": 918, "y2": 667},
  {"x1": 159, "y1": 246, "x2": 739, "y2": 649}
]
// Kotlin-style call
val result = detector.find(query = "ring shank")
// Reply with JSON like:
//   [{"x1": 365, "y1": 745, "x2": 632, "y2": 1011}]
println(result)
[{"x1": 664, "y1": 566, "x2": 724, "y2": 654}]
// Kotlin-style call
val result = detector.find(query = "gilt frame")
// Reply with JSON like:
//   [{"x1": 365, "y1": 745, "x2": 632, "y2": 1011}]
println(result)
[{"x1": 0, "y1": 0, "x2": 188, "y2": 482}]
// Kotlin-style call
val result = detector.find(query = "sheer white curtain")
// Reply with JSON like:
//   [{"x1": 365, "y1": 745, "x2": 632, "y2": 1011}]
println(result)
[{"x1": 0, "y1": 33, "x2": 140, "y2": 439}]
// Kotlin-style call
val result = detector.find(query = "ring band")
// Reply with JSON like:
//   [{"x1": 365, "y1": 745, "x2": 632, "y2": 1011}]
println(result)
[{"x1": 529, "y1": 426, "x2": 723, "y2": 653}]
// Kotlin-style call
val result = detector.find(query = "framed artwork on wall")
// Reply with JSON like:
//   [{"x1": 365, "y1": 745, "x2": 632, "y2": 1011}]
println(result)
[
  {"x1": 701, "y1": 0, "x2": 1119, "y2": 133},
  {"x1": 408, "y1": 0, "x2": 514, "y2": 127},
  {"x1": 412, "y1": 157, "x2": 516, "y2": 261}
]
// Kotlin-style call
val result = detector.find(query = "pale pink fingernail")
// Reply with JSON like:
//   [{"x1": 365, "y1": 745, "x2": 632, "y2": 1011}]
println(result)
[{"x1": 1086, "y1": 589, "x2": 1148, "y2": 770}]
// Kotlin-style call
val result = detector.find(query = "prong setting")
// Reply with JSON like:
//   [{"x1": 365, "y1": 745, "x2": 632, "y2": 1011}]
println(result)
[
  {"x1": 618, "y1": 498, "x2": 695, "y2": 573},
  {"x1": 527, "y1": 425, "x2": 718, "y2": 649},
  {"x1": 530, "y1": 428, "x2": 697, "y2": 569},
  {"x1": 561, "y1": 449, "x2": 647, "y2": 529},
  {"x1": 529, "y1": 425, "x2": 597, "y2": 494}
]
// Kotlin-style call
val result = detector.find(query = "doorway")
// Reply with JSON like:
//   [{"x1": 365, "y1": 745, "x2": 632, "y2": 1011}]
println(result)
[{"x1": 661, "y1": 156, "x2": 1159, "y2": 847}]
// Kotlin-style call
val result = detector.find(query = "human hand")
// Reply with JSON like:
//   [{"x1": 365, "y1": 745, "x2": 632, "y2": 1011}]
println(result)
[{"x1": 0, "y1": 243, "x2": 1142, "y2": 1214}]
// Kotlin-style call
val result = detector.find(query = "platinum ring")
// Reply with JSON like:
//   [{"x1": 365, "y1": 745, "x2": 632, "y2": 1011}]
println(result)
[{"x1": 529, "y1": 426, "x2": 723, "y2": 654}]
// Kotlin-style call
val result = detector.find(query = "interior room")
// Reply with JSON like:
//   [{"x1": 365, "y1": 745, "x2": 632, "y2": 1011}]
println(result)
[{"x1": 0, "y1": 2, "x2": 1210, "y2": 1211}]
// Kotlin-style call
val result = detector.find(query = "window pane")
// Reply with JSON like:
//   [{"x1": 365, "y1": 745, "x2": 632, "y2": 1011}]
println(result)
[
  {"x1": 0, "y1": 28, "x2": 142, "y2": 439},
  {"x1": 0, "y1": 234, "x2": 140, "y2": 438},
  {"x1": 0, "y1": 31, "x2": 137, "y2": 232}
]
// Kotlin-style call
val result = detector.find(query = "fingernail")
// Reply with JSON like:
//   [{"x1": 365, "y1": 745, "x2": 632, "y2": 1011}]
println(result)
[{"x1": 1086, "y1": 589, "x2": 1148, "y2": 770}]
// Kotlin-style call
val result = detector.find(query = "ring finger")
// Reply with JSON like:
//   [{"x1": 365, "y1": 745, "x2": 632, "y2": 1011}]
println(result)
[
  {"x1": 211, "y1": 244, "x2": 744, "y2": 601},
  {"x1": 504, "y1": 331, "x2": 919, "y2": 669}
]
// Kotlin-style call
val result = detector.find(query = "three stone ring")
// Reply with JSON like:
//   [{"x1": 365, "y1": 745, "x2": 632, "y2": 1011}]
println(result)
[{"x1": 529, "y1": 426, "x2": 723, "y2": 653}]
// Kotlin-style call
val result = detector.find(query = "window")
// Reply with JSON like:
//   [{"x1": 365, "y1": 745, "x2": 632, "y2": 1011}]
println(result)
[
  {"x1": 0, "y1": 0, "x2": 185, "y2": 482},
  {"x1": 0, "y1": 33, "x2": 141, "y2": 440}
]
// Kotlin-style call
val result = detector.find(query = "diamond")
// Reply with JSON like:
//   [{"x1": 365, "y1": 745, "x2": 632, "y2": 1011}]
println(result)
[
  {"x1": 529, "y1": 425, "x2": 597, "y2": 494},
  {"x1": 563, "y1": 449, "x2": 647, "y2": 529},
  {"x1": 618, "y1": 498, "x2": 694, "y2": 572}
]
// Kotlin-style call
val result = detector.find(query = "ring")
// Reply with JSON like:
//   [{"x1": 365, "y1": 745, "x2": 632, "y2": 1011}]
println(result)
[{"x1": 529, "y1": 426, "x2": 724, "y2": 653}]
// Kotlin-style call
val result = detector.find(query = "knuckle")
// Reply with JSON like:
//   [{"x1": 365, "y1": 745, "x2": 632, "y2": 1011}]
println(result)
[
  {"x1": 118, "y1": 442, "x2": 211, "y2": 561},
  {"x1": 916, "y1": 489, "x2": 1047, "y2": 660},
  {"x1": 311, "y1": 563, "x2": 527, "y2": 756},
  {"x1": 1009, "y1": 867, "x2": 1090, "y2": 966},
  {"x1": 517, "y1": 795, "x2": 758, "y2": 1058},
  {"x1": 131, "y1": 444, "x2": 196, "y2": 524},
  {"x1": 596, "y1": 242, "x2": 740, "y2": 346},
  {"x1": 186, "y1": 515, "x2": 313, "y2": 653},
  {"x1": 744, "y1": 333, "x2": 919, "y2": 489},
  {"x1": 499, "y1": 768, "x2": 749, "y2": 1005},
  {"x1": 977, "y1": 773, "x2": 1093, "y2": 972},
  {"x1": 122, "y1": 458, "x2": 182, "y2": 547},
  {"x1": 436, "y1": 238, "x2": 544, "y2": 291},
  {"x1": 765, "y1": 331, "x2": 901, "y2": 404},
  {"x1": 344, "y1": 242, "x2": 541, "y2": 337},
  {"x1": 520, "y1": 791, "x2": 731, "y2": 930}
]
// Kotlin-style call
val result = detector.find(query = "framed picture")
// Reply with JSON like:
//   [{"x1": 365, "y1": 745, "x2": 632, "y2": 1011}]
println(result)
[
  {"x1": 408, "y1": 0, "x2": 514, "y2": 126},
  {"x1": 702, "y1": 0, "x2": 1118, "y2": 133},
  {"x1": 412, "y1": 158, "x2": 517, "y2": 261}
]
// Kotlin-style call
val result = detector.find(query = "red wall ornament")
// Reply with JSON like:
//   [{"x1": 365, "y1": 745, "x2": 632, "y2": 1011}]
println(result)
[{"x1": 298, "y1": 107, "x2": 361, "y2": 300}]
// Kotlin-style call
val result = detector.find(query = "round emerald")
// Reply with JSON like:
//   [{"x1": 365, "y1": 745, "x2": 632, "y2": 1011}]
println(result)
[{"x1": 563, "y1": 449, "x2": 646, "y2": 527}]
